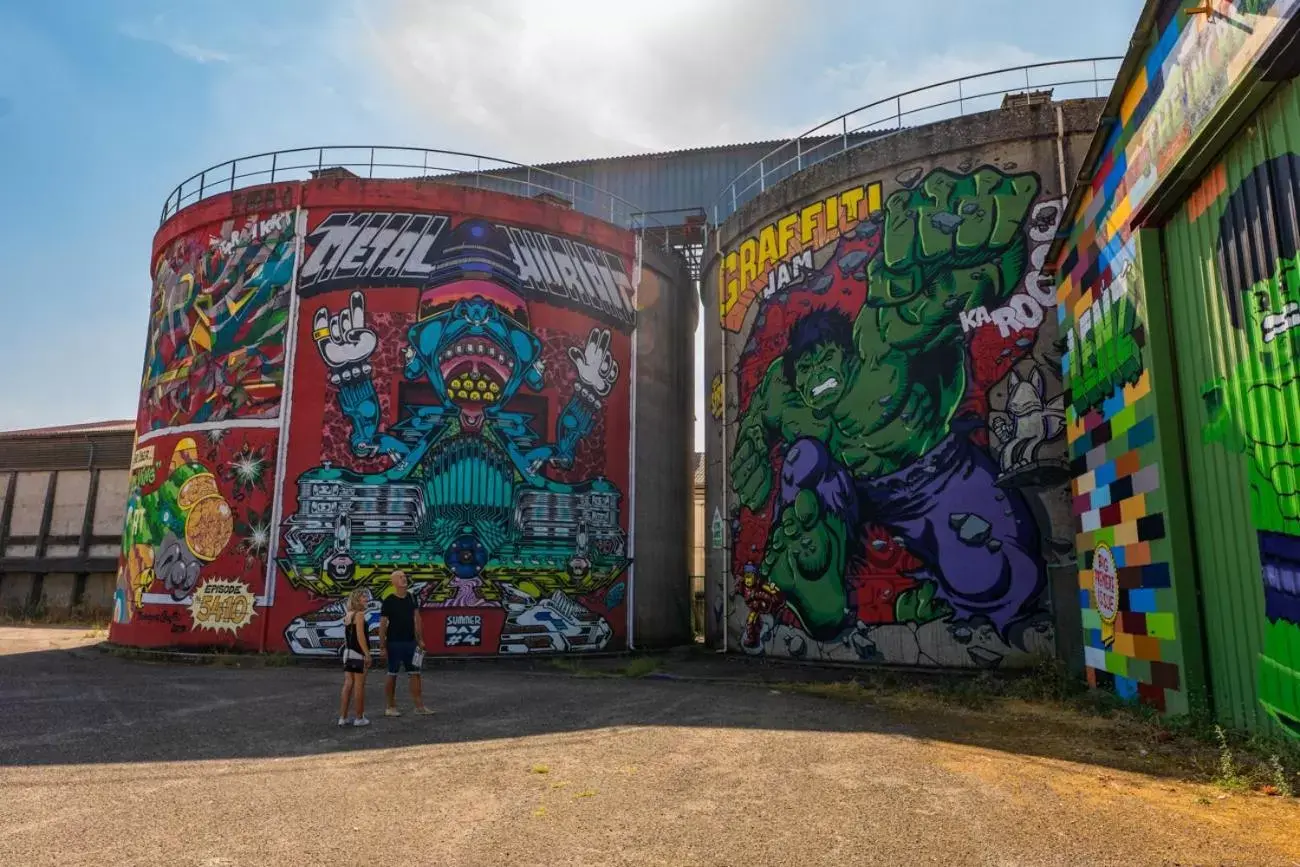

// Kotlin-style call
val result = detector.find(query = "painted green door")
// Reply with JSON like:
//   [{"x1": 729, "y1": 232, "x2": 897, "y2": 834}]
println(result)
[{"x1": 1163, "y1": 77, "x2": 1300, "y2": 738}]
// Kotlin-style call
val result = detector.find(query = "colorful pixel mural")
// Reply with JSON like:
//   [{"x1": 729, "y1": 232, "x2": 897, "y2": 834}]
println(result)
[
  {"x1": 1060, "y1": 245, "x2": 1182, "y2": 708},
  {"x1": 718, "y1": 163, "x2": 1073, "y2": 668},
  {"x1": 1056, "y1": 0, "x2": 1300, "y2": 719}
]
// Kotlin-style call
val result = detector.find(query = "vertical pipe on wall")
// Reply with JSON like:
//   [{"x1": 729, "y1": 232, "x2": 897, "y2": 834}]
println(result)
[
  {"x1": 626, "y1": 296, "x2": 639, "y2": 651},
  {"x1": 719, "y1": 310, "x2": 729, "y2": 654},
  {"x1": 1055, "y1": 103, "x2": 1070, "y2": 198},
  {"x1": 260, "y1": 201, "x2": 307, "y2": 653}
]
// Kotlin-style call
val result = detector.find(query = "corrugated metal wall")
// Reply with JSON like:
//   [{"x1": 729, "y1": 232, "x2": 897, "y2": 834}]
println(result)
[
  {"x1": 535, "y1": 145, "x2": 781, "y2": 215},
  {"x1": 1164, "y1": 76, "x2": 1300, "y2": 736}
]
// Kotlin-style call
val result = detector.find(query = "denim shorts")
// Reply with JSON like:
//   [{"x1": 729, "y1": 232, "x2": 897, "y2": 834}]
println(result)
[{"x1": 386, "y1": 640, "x2": 421, "y2": 675}]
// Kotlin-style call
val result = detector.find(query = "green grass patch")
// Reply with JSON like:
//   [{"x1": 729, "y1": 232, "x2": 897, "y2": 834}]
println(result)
[{"x1": 776, "y1": 657, "x2": 1300, "y2": 797}]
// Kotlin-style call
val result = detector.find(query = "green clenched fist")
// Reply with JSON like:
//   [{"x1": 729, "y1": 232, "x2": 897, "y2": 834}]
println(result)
[
  {"x1": 731, "y1": 423, "x2": 773, "y2": 511},
  {"x1": 868, "y1": 167, "x2": 1040, "y2": 310}
]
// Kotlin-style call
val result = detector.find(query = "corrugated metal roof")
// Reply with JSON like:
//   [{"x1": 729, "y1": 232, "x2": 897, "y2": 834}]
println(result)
[
  {"x1": 437, "y1": 143, "x2": 780, "y2": 221},
  {"x1": 527, "y1": 138, "x2": 799, "y2": 169},
  {"x1": 0, "y1": 420, "x2": 134, "y2": 440},
  {"x1": 435, "y1": 133, "x2": 892, "y2": 226},
  {"x1": 0, "y1": 433, "x2": 134, "y2": 470}
]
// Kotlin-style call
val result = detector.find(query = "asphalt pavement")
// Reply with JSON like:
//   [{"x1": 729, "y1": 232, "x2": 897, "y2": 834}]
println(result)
[{"x1": 1, "y1": 627, "x2": 1297, "y2": 866}]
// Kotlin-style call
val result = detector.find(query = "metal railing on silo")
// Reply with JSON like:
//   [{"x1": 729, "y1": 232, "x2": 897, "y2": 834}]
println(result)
[
  {"x1": 158, "y1": 146, "x2": 683, "y2": 257},
  {"x1": 705, "y1": 58, "x2": 1122, "y2": 239}
]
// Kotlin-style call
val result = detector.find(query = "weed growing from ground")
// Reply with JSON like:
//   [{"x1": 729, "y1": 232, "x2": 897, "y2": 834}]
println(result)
[
  {"x1": 1269, "y1": 755, "x2": 1295, "y2": 797},
  {"x1": 1213, "y1": 726, "x2": 1249, "y2": 791}
]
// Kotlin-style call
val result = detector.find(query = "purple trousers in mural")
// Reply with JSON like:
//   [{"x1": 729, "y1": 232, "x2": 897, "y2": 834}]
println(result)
[
  {"x1": 777, "y1": 432, "x2": 1046, "y2": 635},
  {"x1": 1260, "y1": 531, "x2": 1300, "y2": 625}
]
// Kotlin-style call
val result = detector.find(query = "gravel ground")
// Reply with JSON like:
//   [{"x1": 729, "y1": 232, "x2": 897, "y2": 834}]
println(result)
[{"x1": 1, "y1": 626, "x2": 1298, "y2": 867}]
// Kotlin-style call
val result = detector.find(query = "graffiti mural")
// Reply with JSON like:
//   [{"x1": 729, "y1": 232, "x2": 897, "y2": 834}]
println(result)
[
  {"x1": 111, "y1": 427, "x2": 275, "y2": 645},
  {"x1": 722, "y1": 165, "x2": 1067, "y2": 667},
  {"x1": 1200, "y1": 152, "x2": 1300, "y2": 736},
  {"x1": 138, "y1": 210, "x2": 296, "y2": 432},
  {"x1": 276, "y1": 214, "x2": 634, "y2": 655}
]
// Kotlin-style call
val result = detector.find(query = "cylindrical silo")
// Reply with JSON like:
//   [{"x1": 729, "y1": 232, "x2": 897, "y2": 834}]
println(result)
[
  {"x1": 109, "y1": 157, "x2": 695, "y2": 655},
  {"x1": 703, "y1": 96, "x2": 1105, "y2": 668}
]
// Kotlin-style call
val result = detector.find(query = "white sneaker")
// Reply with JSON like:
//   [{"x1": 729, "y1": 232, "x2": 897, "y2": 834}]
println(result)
[
  {"x1": 338, "y1": 717, "x2": 352, "y2": 727},
  {"x1": 385, "y1": 707, "x2": 401, "y2": 717},
  {"x1": 353, "y1": 717, "x2": 371, "y2": 727},
  {"x1": 414, "y1": 706, "x2": 435, "y2": 716}
]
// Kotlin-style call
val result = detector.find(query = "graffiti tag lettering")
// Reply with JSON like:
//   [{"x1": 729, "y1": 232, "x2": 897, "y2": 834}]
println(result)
[
  {"x1": 1067, "y1": 284, "x2": 1144, "y2": 416},
  {"x1": 719, "y1": 182, "x2": 883, "y2": 332}
]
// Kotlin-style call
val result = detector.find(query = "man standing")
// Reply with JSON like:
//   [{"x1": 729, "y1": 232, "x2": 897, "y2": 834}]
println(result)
[{"x1": 379, "y1": 570, "x2": 433, "y2": 716}]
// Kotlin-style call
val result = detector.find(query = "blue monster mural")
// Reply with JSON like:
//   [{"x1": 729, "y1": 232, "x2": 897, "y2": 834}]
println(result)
[{"x1": 279, "y1": 218, "x2": 630, "y2": 654}]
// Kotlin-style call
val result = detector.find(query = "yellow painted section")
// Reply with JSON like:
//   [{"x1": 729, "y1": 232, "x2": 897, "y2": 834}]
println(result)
[
  {"x1": 1113, "y1": 631, "x2": 1137, "y2": 657},
  {"x1": 1119, "y1": 69, "x2": 1148, "y2": 123},
  {"x1": 1124, "y1": 369, "x2": 1152, "y2": 403},
  {"x1": 1103, "y1": 195, "x2": 1133, "y2": 238},
  {"x1": 1120, "y1": 494, "x2": 1147, "y2": 523}
]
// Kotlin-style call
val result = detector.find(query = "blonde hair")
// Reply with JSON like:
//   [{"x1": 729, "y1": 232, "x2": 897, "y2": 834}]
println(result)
[{"x1": 346, "y1": 589, "x2": 369, "y2": 615}]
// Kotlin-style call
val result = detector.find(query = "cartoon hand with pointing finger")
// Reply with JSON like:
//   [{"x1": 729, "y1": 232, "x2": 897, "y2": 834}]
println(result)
[
  {"x1": 314, "y1": 291, "x2": 377, "y2": 385},
  {"x1": 568, "y1": 328, "x2": 619, "y2": 398}
]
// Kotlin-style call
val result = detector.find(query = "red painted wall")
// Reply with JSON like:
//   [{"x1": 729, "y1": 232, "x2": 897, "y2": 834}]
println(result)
[
  {"x1": 112, "y1": 180, "x2": 637, "y2": 657},
  {"x1": 110, "y1": 188, "x2": 295, "y2": 649}
]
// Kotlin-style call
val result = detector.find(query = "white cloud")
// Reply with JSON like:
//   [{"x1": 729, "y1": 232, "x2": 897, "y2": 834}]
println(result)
[
  {"x1": 355, "y1": 0, "x2": 810, "y2": 162},
  {"x1": 120, "y1": 18, "x2": 233, "y2": 64}
]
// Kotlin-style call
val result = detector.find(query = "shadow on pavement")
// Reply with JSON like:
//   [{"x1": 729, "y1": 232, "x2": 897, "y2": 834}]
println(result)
[{"x1": 0, "y1": 641, "x2": 1205, "y2": 783}]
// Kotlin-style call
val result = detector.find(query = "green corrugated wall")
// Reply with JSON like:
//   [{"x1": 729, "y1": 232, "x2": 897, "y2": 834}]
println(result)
[{"x1": 1163, "y1": 76, "x2": 1300, "y2": 737}]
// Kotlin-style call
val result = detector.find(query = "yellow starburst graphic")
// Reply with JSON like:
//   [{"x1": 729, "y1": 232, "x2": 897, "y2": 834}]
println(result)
[{"x1": 189, "y1": 579, "x2": 256, "y2": 634}]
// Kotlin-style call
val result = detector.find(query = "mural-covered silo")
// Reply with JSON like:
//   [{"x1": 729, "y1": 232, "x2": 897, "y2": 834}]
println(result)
[
  {"x1": 109, "y1": 163, "x2": 695, "y2": 656},
  {"x1": 703, "y1": 97, "x2": 1105, "y2": 668}
]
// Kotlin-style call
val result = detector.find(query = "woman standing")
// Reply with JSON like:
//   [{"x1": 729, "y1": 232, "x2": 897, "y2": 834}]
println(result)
[{"x1": 338, "y1": 589, "x2": 371, "y2": 727}]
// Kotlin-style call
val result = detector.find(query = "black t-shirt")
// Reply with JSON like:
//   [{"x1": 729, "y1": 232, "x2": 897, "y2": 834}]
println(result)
[{"x1": 381, "y1": 593, "x2": 417, "y2": 643}]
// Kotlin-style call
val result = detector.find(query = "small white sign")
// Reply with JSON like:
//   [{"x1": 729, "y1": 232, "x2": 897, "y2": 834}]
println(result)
[
  {"x1": 711, "y1": 507, "x2": 725, "y2": 549},
  {"x1": 1094, "y1": 543, "x2": 1118, "y2": 623}
]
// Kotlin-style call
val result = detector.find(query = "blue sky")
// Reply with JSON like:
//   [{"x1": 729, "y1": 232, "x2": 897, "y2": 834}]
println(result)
[{"x1": 0, "y1": 0, "x2": 1143, "y2": 445}]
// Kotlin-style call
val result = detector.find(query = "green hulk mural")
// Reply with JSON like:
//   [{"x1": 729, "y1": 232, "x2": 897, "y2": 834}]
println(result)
[
  {"x1": 731, "y1": 167, "x2": 1047, "y2": 642},
  {"x1": 1201, "y1": 152, "x2": 1300, "y2": 736}
]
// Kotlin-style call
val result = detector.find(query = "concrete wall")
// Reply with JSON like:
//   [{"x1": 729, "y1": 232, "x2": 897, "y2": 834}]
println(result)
[
  {"x1": 0, "y1": 465, "x2": 129, "y2": 619},
  {"x1": 630, "y1": 242, "x2": 699, "y2": 648},
  {"x1": 0, "y1": 573, "x2": 34, "y2": 614},
  {"x1": 704, "y1": 97, "x2": 1103, "y2": 668},
  {"x1": 8, "y1": 471, "x2": 50, "y2": 538}
]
